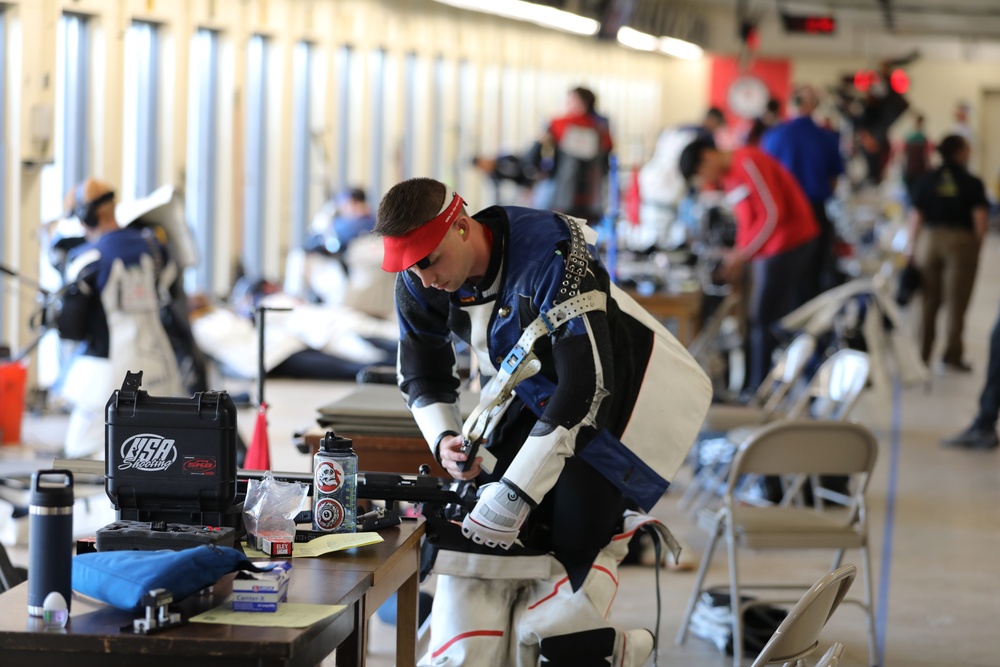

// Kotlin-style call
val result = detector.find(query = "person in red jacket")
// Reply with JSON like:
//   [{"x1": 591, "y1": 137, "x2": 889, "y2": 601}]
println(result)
[
  {"x1": 680, "y1": 138, "x2": 820, "y2": 389},
  {"x1": 530, "y1": 87, "x2": 614, "y2": 223}
]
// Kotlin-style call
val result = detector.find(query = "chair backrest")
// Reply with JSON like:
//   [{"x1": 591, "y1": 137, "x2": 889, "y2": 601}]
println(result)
[
  {"x1": 725, "y1": 420, "x2": 878, "y2": 514},
  {"x1": 787, "y1": 350, "x2": 870, "y2": 421},
  {"x1": 750, "y1": 566, "x2": 857, "y2": 667},
  {"x1": 813, "y1": 642, "x2": 846, "y2": 667},
  {"x1": 756, "y1": 333, "x2": 817, "y2": 414}
]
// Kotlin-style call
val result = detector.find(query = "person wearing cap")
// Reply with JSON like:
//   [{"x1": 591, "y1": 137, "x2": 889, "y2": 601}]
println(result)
[
  {"x1": 56, "y1": 178, "x2": 183, "y2": 458},
  {"x1": 375, "y1": 177, "x2": 711, "y2": 666},
  {"x1": 679, "y1": 138, "x2": 820, "y2": 390},
  {"x1": 761, "y1": 84, "x2": 845, "y2": 294}
]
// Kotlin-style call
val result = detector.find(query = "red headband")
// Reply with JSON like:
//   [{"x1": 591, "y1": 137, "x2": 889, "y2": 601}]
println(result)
[{"x1": 381, "y1": 192, "x2": 465, "y2": 272}]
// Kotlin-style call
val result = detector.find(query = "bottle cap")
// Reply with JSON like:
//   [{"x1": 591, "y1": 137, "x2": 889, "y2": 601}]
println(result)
[
  {"x1": 30, "y1": 470, "x2": 74, "y2": 508},
  {"x1": 320, "y1": 431, "x2": 354, "y2": 453}
]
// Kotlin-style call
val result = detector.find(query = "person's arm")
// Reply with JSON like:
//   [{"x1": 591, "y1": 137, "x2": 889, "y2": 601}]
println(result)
[
  {"x1": 733, "y1": 157, "x2": 778, "y2": 262},
  {"x1": 971, "y1": 177, "x2": 990, "y2": 244},
  {"x1": 394, "y1": 272, "x2": 465, "y2": 467},
  {"x1": 973, "y1": 206, "x2": 988, "y2": 244},
  {"x1": 56, "y1": 251, "x2": 100, "y2": 342}
]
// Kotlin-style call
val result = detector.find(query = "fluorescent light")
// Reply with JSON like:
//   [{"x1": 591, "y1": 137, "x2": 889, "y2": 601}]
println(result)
[
  {"x1": 618, "y1": 26, "x2": 703, "y2": 60},
  {"x1": 617, "y1": 26, "x2": 659, "y2": 52},
  {"x1": 434, "y1": 0, "x2": 600, "y2": 36},
  {"x1": 659, "y1": 36, "x2": 704, "y2": 60}
]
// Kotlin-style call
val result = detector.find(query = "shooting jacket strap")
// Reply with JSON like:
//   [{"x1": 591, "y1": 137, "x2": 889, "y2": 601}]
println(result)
[
  {"x1": 462, "y1": 290, "x2": 607, "y2": 445},
  {"x1": 553, "y1": 214, "x2": 590, "y2": 305}
]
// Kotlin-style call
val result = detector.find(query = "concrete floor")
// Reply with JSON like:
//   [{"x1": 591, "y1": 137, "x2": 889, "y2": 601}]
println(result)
[{"x1": 5, "y1": 240, "x2": 1000, "y2": 666}]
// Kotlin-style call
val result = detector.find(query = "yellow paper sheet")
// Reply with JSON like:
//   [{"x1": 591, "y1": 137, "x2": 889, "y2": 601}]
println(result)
[
  {"x1": 189, "y1": 602, "x2": 346, "y2": 628},
  {"x1": 244, "y1": 531, "x2": 384, "y2": 558}
]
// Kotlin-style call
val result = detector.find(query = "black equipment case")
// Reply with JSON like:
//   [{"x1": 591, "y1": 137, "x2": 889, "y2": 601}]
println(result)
[{"x1": 105, "y1": 371, "x2": 239, "y2": 527}]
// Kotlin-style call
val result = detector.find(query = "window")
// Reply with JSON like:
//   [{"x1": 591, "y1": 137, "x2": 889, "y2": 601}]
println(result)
[
  {"x1": 335, "y1": 46, "x2": 352, "y2": 193},
  {"x1": 401, "y1": 52, "x2": 417, "y2": 180},
  {"x1": 185, "y1": 29, "x2": 219, "y2": 293},
  {"x1": 430, "y1": 56, "x2": 445, "y2": 180},
  {"x1": 368, "y1": 48, "x2": 385, "y2": 200},
  {"x1": 60, "y1": 14, "x2": 89, "y2": 195},
  {"x1": 456, "y1": 60, "x2": 477, "y2": 196},
  {"x1": 0, "y1": 11, "x2": 5, "y2": 339},
  {"x1": 242, "y1": 34, "x2": 268, "y2": 281},
  {"x1": 37, "y1": 13, "x2": 91, "y2": 387},
  {"x1": 290, "y1": 41, "x2": 312, "y2": 248},
  {"x1": 122, "y1": 21, "x2": 159, "y2": 200}
]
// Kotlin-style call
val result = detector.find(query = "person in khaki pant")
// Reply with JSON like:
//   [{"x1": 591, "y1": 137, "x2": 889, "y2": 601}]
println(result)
[{"x1": 906, "y1": 134, "x2": 990, "y2": 371}]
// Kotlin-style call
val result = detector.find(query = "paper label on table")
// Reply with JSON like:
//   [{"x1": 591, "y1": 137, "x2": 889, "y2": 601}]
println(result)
[
  {"x1": 189, "y1": 602, "x2": 346, "y2": 628},
  {"x1": 295, "y1": 532, "x2": 383, "y2": 557},
  {"x1": 243, "y1": 531, "x2": 384, "y2": 558}
]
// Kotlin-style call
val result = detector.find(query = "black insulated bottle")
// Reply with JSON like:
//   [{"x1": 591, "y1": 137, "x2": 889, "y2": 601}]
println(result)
[{"x1": 28, "y1": 470, "x2": 74, "y2": 616}]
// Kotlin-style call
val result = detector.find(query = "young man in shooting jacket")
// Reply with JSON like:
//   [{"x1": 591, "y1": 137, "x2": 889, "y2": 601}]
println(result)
[
  {"x1": 56, "y1": 179, "x2": 183, "y2": 458},
  {"x1": 376, "y1": 177, "x2": 712, "y2": 666}
]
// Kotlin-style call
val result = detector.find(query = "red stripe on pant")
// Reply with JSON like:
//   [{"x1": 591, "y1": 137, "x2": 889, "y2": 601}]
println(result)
[{"x1": 431, "y1": 629, "x2": 505, "y2": 658}]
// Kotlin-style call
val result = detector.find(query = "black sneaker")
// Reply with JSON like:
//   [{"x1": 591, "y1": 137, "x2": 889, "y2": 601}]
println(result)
[
  {"x1": 941, "y1": 426, "x2": 999, "y2": 450},
  {"x1": 939, "y1": 360, "x2": 974, "y2": 374}
]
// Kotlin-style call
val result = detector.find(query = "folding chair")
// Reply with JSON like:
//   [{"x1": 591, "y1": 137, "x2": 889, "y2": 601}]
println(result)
[
  {"x1": 750, "y1": 566, "x2": 855, "y2": 667},
  {"x1": 682, "y1": 350, "x2": 870, "y2": 514},
  {"x1": 813, "y1": 642, "x2": 846, "y2": 667},
  {"x1": 702, "y1": 332, "x2": 817, "y2": 433},
  {"x1": 676, "y1": 420, "x2": 879, "y2": 667},
  {"x1": 0, "y1": 542, "x2": 25, "y2": 592}
]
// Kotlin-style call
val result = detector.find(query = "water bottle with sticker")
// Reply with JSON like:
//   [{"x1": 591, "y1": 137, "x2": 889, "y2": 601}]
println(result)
[{"x1": 312, "y1": 431, "x2": 357, "y2": 533}]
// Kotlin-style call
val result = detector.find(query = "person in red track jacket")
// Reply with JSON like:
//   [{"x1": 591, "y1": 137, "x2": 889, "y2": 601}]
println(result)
[{"x1": 680, "y1": 138, "x2": 820, "y2": 389}]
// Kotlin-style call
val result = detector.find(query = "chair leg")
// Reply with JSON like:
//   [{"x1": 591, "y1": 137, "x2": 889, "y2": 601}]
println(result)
[
  {"x1": 830, "y1": 548, "x2": 845, "y2": 571},
  {"x1": 679, "y1": 464, "x2": 714, "y2": 510},
  {"x1": 861, "y1": 545, "x2": 879, "y2": 667},
  {"x1": 0, "y1": 543, "x2": 23, "y2": 593},
  {"x1": 690, "y1": 459, "x2": 732, "y2": 514},
  {"x1": 676, "y1": 516, "x2": 723, "y2": 645},
  {"x1": 727, "y1": 532, "x2": 743, "y2": 667}
]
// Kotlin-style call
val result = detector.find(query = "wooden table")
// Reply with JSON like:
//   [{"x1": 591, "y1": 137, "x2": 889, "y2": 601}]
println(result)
[
  {"x1": 288, "y1": 518, "x2": 426, "y2": 667},
  {"x1": 625, "y1": 287, "x2": 703, "y2": 346},
  {"x1": 0, "y1": 567, "x2": 370, "y2": 667},
  {"x1": 0, "y1": 519, "x2": 426, "y2": 667}
]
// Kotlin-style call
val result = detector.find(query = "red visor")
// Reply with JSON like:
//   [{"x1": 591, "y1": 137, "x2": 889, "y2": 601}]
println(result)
[{"x1": 381, "y1": 192, "x2": 465, "y2": 272}]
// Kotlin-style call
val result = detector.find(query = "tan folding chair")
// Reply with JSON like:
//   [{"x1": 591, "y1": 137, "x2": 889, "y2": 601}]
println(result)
[
  {"x1": 750, "y1": 566, "x2": 855, "y2": 667},
  {"x1": 682, "y1": 350, "x2": 870, "y2": 514},
  {"x1": 703, "y1": 332, "x2": 817, "y2": 433},
  {"x1": 676, "y1": 420, "x2": 879, "y2": 667},
  {"x1": 813, "y1": 642, "x2": 847, "y2": 667}
]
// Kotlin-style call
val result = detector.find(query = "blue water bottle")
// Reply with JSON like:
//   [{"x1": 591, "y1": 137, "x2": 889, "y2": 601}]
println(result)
[
  {"x1": 28, "y1": 470, "x2": 74, "y2": 617},
  {"x1": 312, "y1": 431, "x2": 357, "y2": 533}
]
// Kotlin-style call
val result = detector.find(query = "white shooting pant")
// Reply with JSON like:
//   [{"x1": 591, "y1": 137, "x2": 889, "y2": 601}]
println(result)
[{"x1": 420, "y1": 513, "x2": 672, "y2": 666}]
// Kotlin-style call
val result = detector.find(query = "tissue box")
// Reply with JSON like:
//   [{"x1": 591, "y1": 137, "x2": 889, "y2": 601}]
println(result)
[{"x1": 232, "y1": 561, "x2": 292, "y2": 612}]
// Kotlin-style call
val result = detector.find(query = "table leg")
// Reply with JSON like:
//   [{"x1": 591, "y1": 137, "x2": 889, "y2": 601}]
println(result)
[
  {"x1": 395, "y1": 570, "x2": 419, "y2": 667},
  {"x1": 336, "y1": 598, "x2": 367, "y2": 667}
]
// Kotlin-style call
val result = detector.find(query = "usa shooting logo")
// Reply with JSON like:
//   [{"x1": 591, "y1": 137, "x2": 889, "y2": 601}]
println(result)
[{"x1": 118, "y1": 433, "x2": 178, "y2": 472}]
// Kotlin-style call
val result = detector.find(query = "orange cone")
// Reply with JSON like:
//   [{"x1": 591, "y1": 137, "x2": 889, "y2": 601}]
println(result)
[{"x1": 245, "y1": 402, "x2": 271, "y2": 470}]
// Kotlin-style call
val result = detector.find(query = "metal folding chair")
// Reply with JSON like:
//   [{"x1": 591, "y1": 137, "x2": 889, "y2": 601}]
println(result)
[{"x1": 677, "y1": 420, "x2": 879, "y2": 667}]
